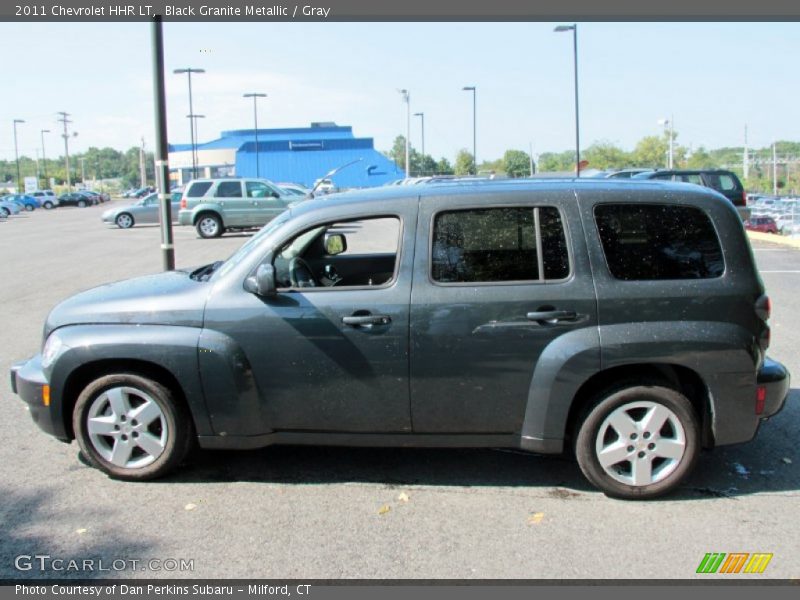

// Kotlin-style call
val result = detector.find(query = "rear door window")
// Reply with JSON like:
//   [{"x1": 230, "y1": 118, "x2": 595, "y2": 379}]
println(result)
[
  {"x1": 595, "y1": 204, "x2": 724, "y2": 280},
  {"x1": 214, "y1": 181, "x2": 243, "y2": 198},
  {"x1": 431, "y1": 206, "x2": 569, "y2": 283}
]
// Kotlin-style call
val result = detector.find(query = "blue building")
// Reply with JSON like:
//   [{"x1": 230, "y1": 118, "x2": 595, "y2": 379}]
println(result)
[{"x1": 168, "y1": 122, "x2": 404, "y2": 188}]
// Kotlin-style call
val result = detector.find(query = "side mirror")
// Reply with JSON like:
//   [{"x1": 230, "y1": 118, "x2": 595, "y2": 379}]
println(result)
[
  {"x1": 245, "y1": 264, "x2": 277, "y2": 297},
  {"x1": 324, "y1": 233, "x2": 347, "y2": 255}
]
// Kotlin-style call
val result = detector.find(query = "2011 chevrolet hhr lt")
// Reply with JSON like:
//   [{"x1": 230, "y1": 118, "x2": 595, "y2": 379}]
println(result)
[{"x1": 10, "y1": 179, "x2": 790, "y2": 498}]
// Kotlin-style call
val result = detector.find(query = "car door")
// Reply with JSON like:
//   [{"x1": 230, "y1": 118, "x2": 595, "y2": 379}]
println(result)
[
  {"x1": 245, "y1": 180, "x2": 290, "y2": 226},
  {"x1": 409, "y1": 190, "x2": 599, "y2": 433},
  {"x1": 211, "y1": 180, "x2": 247, "y2": 226},
  {"x1": 200, "y1": 197, "x2": 417, "y2": 434}
]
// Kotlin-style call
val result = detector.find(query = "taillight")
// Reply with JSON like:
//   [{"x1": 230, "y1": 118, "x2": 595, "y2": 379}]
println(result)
[
  {"x1": 755, "y1": 386, "x2": 767, "y2": 415},
  {"x1": 180, "y1": 197, "x2": 187, "y2": 209}
]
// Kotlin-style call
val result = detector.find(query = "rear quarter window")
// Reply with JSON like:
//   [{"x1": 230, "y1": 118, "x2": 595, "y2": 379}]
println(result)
[
  {"x1": 186, "y1": 181, "x2": 213, "y2": 197},
  {"x1": 595, "y1": 204, "x2": 724, "y2": 280}
]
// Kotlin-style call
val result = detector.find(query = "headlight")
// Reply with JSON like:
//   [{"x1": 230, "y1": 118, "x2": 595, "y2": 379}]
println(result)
[{"x1": 41, "y1": 333, "x2": 65, "y2": 369}]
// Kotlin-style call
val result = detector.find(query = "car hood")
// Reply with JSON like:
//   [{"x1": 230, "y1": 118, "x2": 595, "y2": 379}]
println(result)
[{"x1": 44, "y1": 269, "x2": 209, "y2": 339}]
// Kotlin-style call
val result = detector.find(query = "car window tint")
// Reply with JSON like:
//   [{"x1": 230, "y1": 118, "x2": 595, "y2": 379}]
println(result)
[
  {"x1": 681, "y1": 174, "x2": 703, "y2": 185},
  {"x1": 186, "y1": 181, "x2": 213, "y2": 197},
  {"x1": 214, "y1": 181, "x2": 242, "y2": 198},
  {"x1": 595, "y1": 204, "x2": 724, "y2": 280},
  {"x1": 717, "y1": 174, "x2": 737, "y2": 191},
  {"x1": 432, "y1": 207, "x2": 573, "y2": 283}
]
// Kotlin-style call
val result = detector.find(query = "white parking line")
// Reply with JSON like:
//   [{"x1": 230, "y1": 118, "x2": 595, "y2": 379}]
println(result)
[{"x1": 759, "y1": 270, "x2": 800, "y2": 273}]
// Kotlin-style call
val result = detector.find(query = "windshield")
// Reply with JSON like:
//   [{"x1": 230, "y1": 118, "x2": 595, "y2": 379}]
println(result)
[{"x1": 212, "y1": 210, "x2": 292, "y2": 280}]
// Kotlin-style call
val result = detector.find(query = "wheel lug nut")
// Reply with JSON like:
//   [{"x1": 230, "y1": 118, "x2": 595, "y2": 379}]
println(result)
[
  {"x1": 643, "y1": 432, "x2": 651, "y2": 439},
  {"x1": 120, "y1": 415, "x2": 127, "y2": 422},
  {"x1": 132, "y1": 432, "x2": 139, "y2": 438},
  {"x1": 630, "y1": 433, "x2": 638, "y2": 440},
  {"x1": 627, "y1": 446, "x2": 634, "y2": 452},
  {"x1": 121, "y1": 434, "x2": 128, "y2": 441},
  {"x1": 638, "y1": 451, "x2": 645, "y2": 458},
  {"x1": 131, "y1": 419, "x2": 138, "y2": 426},
  {"x1": 648, "y1": 443, "x2": 655, "y2": 450},
  {"x1": 114, "y1": 425, "x2": 120, "y2": 430}
]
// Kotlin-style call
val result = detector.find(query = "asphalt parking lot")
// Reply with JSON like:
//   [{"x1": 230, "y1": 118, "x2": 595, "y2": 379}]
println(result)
[{"x1": 0, "y1": 201, "x2": 798, "y2": 580}]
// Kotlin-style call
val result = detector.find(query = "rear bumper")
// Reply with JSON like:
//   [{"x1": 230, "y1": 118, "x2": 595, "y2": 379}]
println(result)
[
  {"x1": 757, "y1": 357, "x2": 790, "y2": 419},
  {"x1": 178, "y1": 210, "x2": 192, "y2": 226},
  {"x1": 9, "y1": 356, "x2": 69, "y2": 441}
]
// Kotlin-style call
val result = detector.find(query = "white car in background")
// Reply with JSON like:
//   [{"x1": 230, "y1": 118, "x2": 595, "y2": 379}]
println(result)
[{"x1": 30, "y1": 190, "x2": 59, "y2": 209}]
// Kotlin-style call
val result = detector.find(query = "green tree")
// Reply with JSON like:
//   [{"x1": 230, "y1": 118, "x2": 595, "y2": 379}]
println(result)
[
  {"x1": 435, "y1": 157, "x2": 454, "y2": 175},
  {"x1": 454, "y1": 149, "x2": 475, "y2": 175},
  {"x1": 537, "y1": 151, "x2": 574, "y2": 172},
  {"x1": 503, "y1": 149, "x2": 532, "y2": 178},
  {"x1": 631, "y1": 135, "x2": 669, "y2": 168},
  {"x1": 582, "y1": 142, "x2": 630, "y2": 170}
]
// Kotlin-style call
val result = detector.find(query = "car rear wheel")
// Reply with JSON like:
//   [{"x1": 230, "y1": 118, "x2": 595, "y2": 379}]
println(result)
[
  {"x1": 25, "y1": 204, "x2": 34, "y2": 212},
  {"x1": 43, "y1": 201, "x2": 54, "y2": 209},
  {"x1": 115, "y1": 213, "x2": 134, "y2": 229},
  {"x1": 0, "y1": 207, "x2": 9, "y2": 217},
  {"x1": 196, "y1": 213, "x2": 223, "y2": 238},
  {"x1": 73, "y1": 373, "x2": 194, "y2": 481},
  {"x1": 575, "y1": 383, "x2": 700, "y2": 499},
  {"x1": 77, "y1": 200, "x2": 87, "y2": 208}
]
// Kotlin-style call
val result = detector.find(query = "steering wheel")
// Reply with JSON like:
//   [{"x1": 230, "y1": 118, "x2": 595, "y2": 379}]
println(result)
[{"x1": 289, "y1": 257, "x2": 318, "y2": 288}]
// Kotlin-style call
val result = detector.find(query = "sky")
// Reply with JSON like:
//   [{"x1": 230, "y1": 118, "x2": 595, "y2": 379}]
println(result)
[{"x1": 1, "y1": 21, "x2": 799, "y2": 165}]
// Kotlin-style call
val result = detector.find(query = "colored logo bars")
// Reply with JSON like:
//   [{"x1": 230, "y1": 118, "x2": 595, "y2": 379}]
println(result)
[{"x1": 696, "y1": 553, "x2": 773, "y2": 574}]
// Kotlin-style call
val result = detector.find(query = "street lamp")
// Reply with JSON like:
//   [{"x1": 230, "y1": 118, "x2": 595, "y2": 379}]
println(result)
[
  {"x1": 187, "y1": 114, "x2": 205, "y2": 177},
  {"x1": 462, "y1": 86, "x2": 476, "y2": 174},
  {"x1": 413, "y1": 112, "x2": 425, "y2": 176},
  {"x1": 554, "y1": 24, "x2": 581, "y2": 177},
  {"x1": 173, "y1": 67, "x2": 205, "y2": 178},
  {"x1": 658, "y1": 116, "x2": 674, "y2": 169},
  {"x1": 398, "y1": 89, "x2": 410, "y2": 178},
  {"x1": 243, "y1": 92, "x2": 267, "y2": 177},
  {"x1": 13, "y1": 119, "x2": 25, "y2": 194},
  {"x1": 41, "y1": 129, "x2": 50, "y2": 189}
]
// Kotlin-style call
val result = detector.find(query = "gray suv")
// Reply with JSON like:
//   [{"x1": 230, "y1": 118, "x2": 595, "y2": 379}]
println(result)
[
  {"x1": 10, "y1": 179, "x2": 789, "y2": 499},
  {"x1": 177, "y1": 178, "x2": 293, "y2": 238}
]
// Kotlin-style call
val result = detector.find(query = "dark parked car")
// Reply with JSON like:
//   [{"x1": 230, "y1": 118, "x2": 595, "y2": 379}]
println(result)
[
  {"x1": 58, "y1": 192, "x2": 94, "y2": 208},
  {"x1": 633, "y1": 169, "x2": 749, "y2": 221},
  {"x1": 10, "y1": 180, "x2": 789, "y2": 499},
  {"x1": 745, "y1": 216, "x2": 778, "y2": 234}
]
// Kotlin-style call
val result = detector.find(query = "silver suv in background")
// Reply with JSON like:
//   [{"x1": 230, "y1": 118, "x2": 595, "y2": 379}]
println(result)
[
  {"x1": 177, "y1": 178, "x2": 293, "y2": 238},
  {"x1": 30, "y1": 190, "x2": 59, "y2": 209}
]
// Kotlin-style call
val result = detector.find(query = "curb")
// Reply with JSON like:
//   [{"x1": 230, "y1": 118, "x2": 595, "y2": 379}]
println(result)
[{"x1": 747, "y1": 230, "x2": 800, "y2": 250}]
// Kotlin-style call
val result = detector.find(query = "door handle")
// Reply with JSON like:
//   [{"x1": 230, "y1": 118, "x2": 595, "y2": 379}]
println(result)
[
  {"x1": 342, "y1": 314, "x2": 392, "y2": 326},
  {"x1": 526, "y1": 310, "x2": 578, "y2": 323}
]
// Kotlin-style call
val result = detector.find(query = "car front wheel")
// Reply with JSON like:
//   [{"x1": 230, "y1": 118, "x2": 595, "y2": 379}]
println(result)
[
  {"x1": 575, "y1": 384, "x2": 700, "y2": 499},
  {"x1": 0, "y1": 207, "x2": 9, "y2": 217},
  {"x1": 77, "y1": 200, "x2": 86, "y2": 208},
  {"x1": 25, "y1": 204, "x2": 34, "y2": 212},
  {"x1": 73, "y1": 373, "x2": 194, "y2": 480},
  {"x1": 115, "y1": 213, "x2": 134, "y2": 229},
  {"x1": 196, "y1": 213, "x2": 223, "y2": 238},
  {"x1": 43, "y1": 201, "x2": 54, "y2": 209}
]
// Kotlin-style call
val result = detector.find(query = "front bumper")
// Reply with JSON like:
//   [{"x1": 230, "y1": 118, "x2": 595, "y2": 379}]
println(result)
[
  {"x1": 757, "y1": 357, "x2": 790, "y2": 419},
  {"x1": 10, "y1": 355, "x2": 69, "y2": 441}
]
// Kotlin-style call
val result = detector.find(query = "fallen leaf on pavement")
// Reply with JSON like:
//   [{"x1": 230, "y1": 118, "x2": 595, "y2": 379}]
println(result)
[
  {"x1": 527, "y1": 512, "x2": 544, "y2": 525},
  {"x1": 76, "y1": 528, "x2": 87, "y2": 534},
  {"x1": 378, "y1": 504, "x2": 391, "y2": 515},
  {"x1": 397, "y1": 492, "x2": 409, "y2": 503},
  {"x1": 185, "y1": 503, "x2": 197, "y2": 511}
]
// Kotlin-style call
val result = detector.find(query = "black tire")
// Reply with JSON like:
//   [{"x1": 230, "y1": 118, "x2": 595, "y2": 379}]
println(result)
[
  {"x1": 77, "y1": 199, "x2": 87, "y2": 208},
  {"x1": 115, "y1": 212, "x2": 135, "y2": 229},
  {"x1": 575, "y1": 383, "x2": 700, "y2": 499},
  {"x1": 0, "y1": 207, "x2": 9, "y2": 217},
  {"x1": 196, "y1": 213, "x2": 223, "y2": 238},
  {"x1": 73, "y1": 373, "x2": 194, "y2": 481},
  {"x1": 43, "y1": 201, "x2": 54, "y2": 209},
  {"x1": 25, "y1": 204, "x2": 34, "y2": 212}
]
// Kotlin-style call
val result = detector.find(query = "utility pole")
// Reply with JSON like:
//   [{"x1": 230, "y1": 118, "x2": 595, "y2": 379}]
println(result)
[
  {"x1": 153, "y1": 17, "x2": 175, "y2": 271},
  {"x1": 57, "y1": 112, "x2": 72, "y2": 191},
  {"x1": 529, "y1": 141, "x2": 535, "y2": 176},
  {"x1": 773, "y1": 142, "x2": 778, "y2": 196},
  {"x1": 398, "y1": 89, "x2": 410, "y2": 178},
  {"x1": 79, "y1": 157, "x2": 86, "y2": 184},
  {"x1": 140, "y1": 137, "x2": 147, "y2": 187},
  {"x1": 41, "y1": 129, "x2": 50, "y2": 189},
  {"x1": 743, "y1": 124, "x2": 749, "y2": 180},
  {"x1": 413, "y1": 112, "x2": 425, "y2": 175}
]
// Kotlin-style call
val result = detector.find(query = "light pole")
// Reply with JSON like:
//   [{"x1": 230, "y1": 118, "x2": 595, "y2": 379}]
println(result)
[
  {"x1": 398, "y1": 89, "x2": 410, "y2": 178},
  {"x1": 554, "y1": 24, "x2": 581, "y2": 177},
  {"x1": 13, "y1": 119, "x2": 25, "y2": 194},
  {"x1": 243, "y1": 93, "x2": 267, "y2": 177},
  {"x1": 187, "y1": 114, "x2": 205, "y2": 177},
  {"x1": 173, "y1": 68, "x2": 205, "y2": 179},
  {"x1": 413, "y1": 112, "x2": 425, "y2": 175},
  {"x1": 658, "y1": 117, "x2": 674, "y2": 168},
  {"x1": 462, "y1": 86, "x2": 476, "y2": 174},
  {"x1": 41, "y1": 129, "x2": 50, "y2": 189}
]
